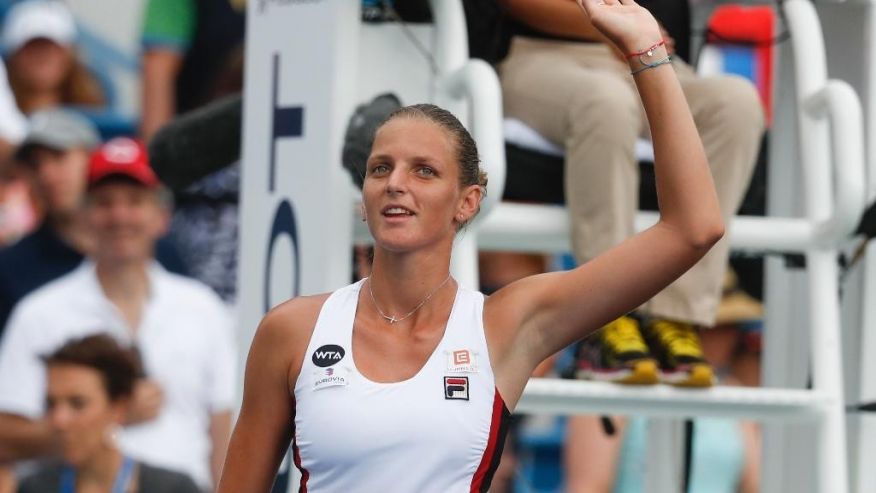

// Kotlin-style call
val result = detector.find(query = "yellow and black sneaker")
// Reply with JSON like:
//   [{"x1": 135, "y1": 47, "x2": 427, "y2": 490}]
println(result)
[
  {"x1": 571, "y1": 316, "x2": 658, "y2": 385},
  {"x1": 642, "y1": 319, "x2": 714, "y2": 387}
]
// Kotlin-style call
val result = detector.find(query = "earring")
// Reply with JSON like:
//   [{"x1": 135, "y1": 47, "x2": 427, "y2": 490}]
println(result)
[{"x1": 103, "y1": 424, "x2": 121, "y2": 445}]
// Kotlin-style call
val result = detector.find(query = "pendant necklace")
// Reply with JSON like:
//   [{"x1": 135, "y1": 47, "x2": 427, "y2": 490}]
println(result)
[{"x1": 367, "y1": 273, "x2": 452, "y2": 324}]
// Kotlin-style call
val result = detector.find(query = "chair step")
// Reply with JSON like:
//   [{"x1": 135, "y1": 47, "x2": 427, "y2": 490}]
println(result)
[{"x1": 516, "y1": 378, "x2": 833, "y2": 421}]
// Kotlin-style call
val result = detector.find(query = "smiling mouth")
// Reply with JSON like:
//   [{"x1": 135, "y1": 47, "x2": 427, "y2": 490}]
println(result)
[{"x1": 382, "y1": 206, "x2": 415, "y2": 217}]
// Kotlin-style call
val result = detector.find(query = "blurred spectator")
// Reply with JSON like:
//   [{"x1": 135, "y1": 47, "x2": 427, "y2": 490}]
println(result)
[
  {"x1": 168, "y1": 164, "x2": 240, "y2": 302},
  {"x1": 2, "y1": 0, "x2": 104, "y2": 115},
  {"x1": 0, "y1": 109, "x2": 99, "y2": 335},
  {"x1": 0, "y1": 167, "x2": 36, "y2": 247},
  {"x1": 0, "y1": 138, "x2": 235, "y2": 490},
  {"x1": 565, "y1": 414, "x2": 760, "y2": 493},
  {"x1": 0, "y1": 58, "x2": 31, "y2": 250},
  {"x1": 140, "y1": 0, "x2": 244, "y2": 139},
  {"x1": 0, "y1": 109, "x2": 187, "y2": 336},
  {"x1": 564, "y1": 326, "x2": 761, "y2": 493},
  {"x1": 140, "y1": 0, "x2": 245, "y2": 302},
  {"x1": 0, "y1": 60, "x2": 26, "y2": 159},
  {"x1": 16, "y1": 334, "x2": 201, "y2": 493},
  {"x1": 497, "y1": 0, "x2": 763, "y2": 387}
]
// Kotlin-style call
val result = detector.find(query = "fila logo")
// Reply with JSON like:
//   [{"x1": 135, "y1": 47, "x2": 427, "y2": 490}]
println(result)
[
  {"x1": 312, "y1": 344, "x2": 345, "y2": 367},
  {"x1": 444, "y1": 376, "x2": 470, "y2": 401}
]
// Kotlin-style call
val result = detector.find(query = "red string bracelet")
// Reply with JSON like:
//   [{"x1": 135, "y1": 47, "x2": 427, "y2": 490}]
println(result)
[{"x1": 626, "y1": 40, "x2": 666, "y2": 59}]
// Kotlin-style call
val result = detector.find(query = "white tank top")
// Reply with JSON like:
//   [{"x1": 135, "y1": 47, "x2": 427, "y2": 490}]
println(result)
[{"x1": 292, "y1": 280, "x2": 510, "y2": 493}]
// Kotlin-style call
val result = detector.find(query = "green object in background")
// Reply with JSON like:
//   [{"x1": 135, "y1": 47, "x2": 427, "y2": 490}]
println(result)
[{"x1": 141, "y1": 0, "x2": 195, "y2": 51}]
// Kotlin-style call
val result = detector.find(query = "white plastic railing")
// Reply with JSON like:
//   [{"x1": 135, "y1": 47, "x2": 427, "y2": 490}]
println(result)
[
  {"x1": 440, "y1": 61, "x2": 507, "y2": 228},
  {"x1": 805, "y1": 81, "x2": 866, "y2": 242}
]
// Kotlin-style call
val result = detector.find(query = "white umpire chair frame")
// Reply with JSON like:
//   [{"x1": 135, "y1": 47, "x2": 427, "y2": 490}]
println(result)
[{"x1": 349, "y1": 0, "x2": 867, "y2": 491}]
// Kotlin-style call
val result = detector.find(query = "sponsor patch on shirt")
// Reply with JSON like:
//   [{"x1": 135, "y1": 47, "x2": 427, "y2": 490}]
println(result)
[
  {"x1": 444, "y1": 376, "x2": 469, "y2": 401},
  {"x1": 313, "y1": 366, "x2": 350, "y2": 391},
  {"x1": 445, "y1": 349, "x2": 478, "y2": 373},
  {"x1": 312, "y1": 344, "x2": 345, "y2": 367}
]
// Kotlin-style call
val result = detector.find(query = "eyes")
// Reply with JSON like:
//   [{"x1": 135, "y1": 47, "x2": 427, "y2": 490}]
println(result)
[
  {"x1": 46, "y1": 395, "x2": 89, "y2": 412},
  {"x1": 415, "y1": 166, "x2": 436, "y2": 177},
  {"x1": 367, "y1": 163, "x2": 437, "y2": 178},
  {"x1": 369, "y1": 163, "x2": 390, "y2": 176}
]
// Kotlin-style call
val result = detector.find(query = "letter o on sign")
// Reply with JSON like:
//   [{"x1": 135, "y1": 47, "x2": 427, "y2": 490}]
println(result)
[{"x1": 264, "y1": 200, "x2": 300, "y2": 313}]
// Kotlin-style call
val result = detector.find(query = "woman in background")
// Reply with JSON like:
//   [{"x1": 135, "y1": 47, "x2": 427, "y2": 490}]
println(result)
[
  {"x1": 3, "y1": 0, "x2": 104, "y2": 115},
  {"x1": 16, "y1": 334, "x2": 200, "y2": 493}
]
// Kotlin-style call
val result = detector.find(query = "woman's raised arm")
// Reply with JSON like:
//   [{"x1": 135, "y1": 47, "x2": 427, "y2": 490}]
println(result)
[{"x1": 486, "y1": 0, "x2": 723, "y2": 397}]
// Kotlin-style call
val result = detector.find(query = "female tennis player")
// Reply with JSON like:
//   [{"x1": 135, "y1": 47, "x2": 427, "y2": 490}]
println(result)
[{"x1": 218, "y1": 0, "x2": 724, "y2": 491}]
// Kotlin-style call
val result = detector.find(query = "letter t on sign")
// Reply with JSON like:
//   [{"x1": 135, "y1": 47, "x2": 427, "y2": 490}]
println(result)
[{"x1": 269, "y1": 53, "x2": 304, "y2": 193}]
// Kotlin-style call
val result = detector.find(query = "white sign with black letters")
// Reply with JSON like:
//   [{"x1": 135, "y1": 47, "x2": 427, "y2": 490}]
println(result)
[{"x1": 239, "y1": 1, "x2": 359, "y2": 491}]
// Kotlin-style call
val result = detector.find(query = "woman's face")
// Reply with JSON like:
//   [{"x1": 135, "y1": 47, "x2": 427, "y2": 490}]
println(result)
[
  {"x1": 9, "y1": 38, "x2": 72, "y2": 92},
  {"x1": 46, "y1": 364, "x2": 126, "y2": 466},
  {"x1": 362, "y1": 118, "x2": 479, "y2": 252}
]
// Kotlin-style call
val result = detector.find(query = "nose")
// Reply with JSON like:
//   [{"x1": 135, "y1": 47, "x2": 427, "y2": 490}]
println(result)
[
  {"x1": 104, "y1": 200, "x2": 133, "y2": 224},
  {"x1": 49, "y1": 404, "x2": 73, "y2": 431},
  {"x1": 36, "y1": 158, "x2": 62, "y2": 184},
  {"x1": 109, "y1": 202, "x2": 127, "y2": 221},
  {"x1": 385, "y1": 167, "x2": 407, "y2": 195}
]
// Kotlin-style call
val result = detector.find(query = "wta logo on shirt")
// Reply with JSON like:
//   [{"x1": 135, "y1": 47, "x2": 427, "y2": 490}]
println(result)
[
  {"x1": 312, "y1": 344, "x2": 345, "y2": 367},
  {"x1": 444, "y1": 376, "x2": 470, "y2": 401}
]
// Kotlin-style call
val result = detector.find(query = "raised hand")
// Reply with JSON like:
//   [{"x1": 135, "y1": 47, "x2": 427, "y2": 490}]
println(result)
[
  {"x1": 125, "y1": 379, "x2": 165, "y2": 424},
  {"x1": 575, "y1": 0, "x2": 662, "y2": 56}
]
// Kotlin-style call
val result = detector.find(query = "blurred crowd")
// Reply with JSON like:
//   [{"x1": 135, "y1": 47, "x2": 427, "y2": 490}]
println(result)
[
  {"x1": 0, "y1": 0, "x2": 768, "y2": 492},
  {"x1": 0, "y1": 1, "x2": 243, "y2": 492}
]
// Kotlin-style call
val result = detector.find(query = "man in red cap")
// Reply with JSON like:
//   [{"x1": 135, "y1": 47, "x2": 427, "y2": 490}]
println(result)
[
  {"x1": 0, "y1": 110, "x2": 188, "y2": 338},
  {"x1": 0, "y1": 137, "x2": 236, "y2": 491}
]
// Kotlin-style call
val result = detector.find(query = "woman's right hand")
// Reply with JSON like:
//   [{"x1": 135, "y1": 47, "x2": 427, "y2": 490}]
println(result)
[
  {"x1": 125, "y1": 379, "x2": 164, "y2": 425},
  {"x1": 575, "y1": 0, "x2": 663, "y2": 56}
]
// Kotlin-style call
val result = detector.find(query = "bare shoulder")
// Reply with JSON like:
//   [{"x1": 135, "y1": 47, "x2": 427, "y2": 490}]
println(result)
[
  {"x1": 258, "y1": 293, "x2": 332, "y2": 340},
  {"x1": 248, "y1": 293, "x2": 333, "y2": 384}
]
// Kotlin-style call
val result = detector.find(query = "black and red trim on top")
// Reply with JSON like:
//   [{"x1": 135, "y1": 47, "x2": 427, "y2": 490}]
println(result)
[
  {"x1": 291, "y1": 397, "x2": 310, "y2": 493},
  {"x1": 469, "y1": 387, "x2": 513, "y2": 493}
]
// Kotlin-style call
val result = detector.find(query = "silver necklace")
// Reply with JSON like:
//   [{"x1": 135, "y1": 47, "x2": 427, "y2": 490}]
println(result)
[{"x1": 367, "y1": 273, "x2": 452, "y2": 324}]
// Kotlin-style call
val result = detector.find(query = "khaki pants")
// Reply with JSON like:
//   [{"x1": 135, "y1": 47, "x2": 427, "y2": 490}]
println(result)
[{"x1": 499, "y1": 37, "x2": 764, "y2": 326}]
